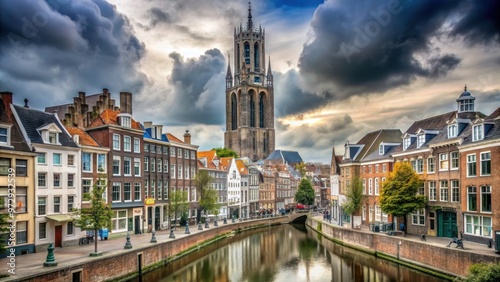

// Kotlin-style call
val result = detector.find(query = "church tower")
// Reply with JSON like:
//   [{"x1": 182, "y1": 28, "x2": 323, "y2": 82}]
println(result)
[{"x1": 224, "y1": 2, "x2": 275, "y2": 161}]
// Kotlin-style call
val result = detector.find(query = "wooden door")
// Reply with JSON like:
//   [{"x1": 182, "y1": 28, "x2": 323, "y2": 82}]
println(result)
[{"x1": 55, "y1": 226, "x2": 62, "y2": 247}]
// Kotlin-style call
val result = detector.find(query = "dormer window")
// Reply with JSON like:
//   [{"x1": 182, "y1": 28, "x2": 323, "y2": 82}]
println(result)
[
  {"x1": 472, "y1": 125, "x2": 483, "y2": 141},
  {"x1": 403, "y1": 137, "x2": 411, "y2": 150},
  {"x1": 417, "y1": 134, "x2": 425, "y2": 148},
  {"x1": 379, "y1": 144, "x2": 384, "y2": 155},
  {"x1": 0, "y1": 125, "x2": 11, "y2": 146},
  {"x1": 49, "y1": 132, "x2": 57, "y2": 144},
  {"x1": 448, "y1": 124, "x2": 457, "y2": 138},
  {"x1": 121, "y1": 116, "x2": 131, "y2": 128},
  {"x1": 38, "y1": 123, "x2": 62, "y2": 145}
]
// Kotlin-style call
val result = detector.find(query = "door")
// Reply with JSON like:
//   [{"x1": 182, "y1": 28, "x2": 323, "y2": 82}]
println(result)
[
  {"x1": 55, "y1": 226, "x2": 62, "y2": 247},
  {"x1": 135, "y1": 216, "x2": 141, "y2": 234},
  {"x1": 438, "y1": 211, "x2": 457, "y2": 238}
]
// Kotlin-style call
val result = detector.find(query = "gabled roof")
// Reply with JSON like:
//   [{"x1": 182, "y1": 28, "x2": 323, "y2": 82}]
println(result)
[
  {"x1": 0, "y1": 100, "x2": 31, "y2": 152},
  {"x1": 362, "y1": 143, "x2": 399, "y2": 161},
  {"x1": 219, "y1": 157, "x2": 234, "y2": 171},
  {"x1": 65, "y1": 127, "x2": 100, "y2": 147},
  {"x1": 461, "y1": 107, "x2": 500, "y2": 145},
  {"x1": 13, "y1": 105, "x2": 77, "y2": 147},
  {"x1": 197, "y1": 150, "x2": 219, "y2": 169},
  {"x1": 405, "y1": 112, "x2": 455, "y2": 134},
  {"x1": 350, "y1": 129, "x2": 402, "y2": 161},
  {"x1": 235, "y1": 159, "x2": 248, "y2": 175},
  {"x1": 87, "y1": 109, "x2": 141, "y2": 130},
  {"x1": 166, "y1": 133, "x2": 184, "y2": 144},
  {"x1": 265, "y1": 149, "x2": 303, "y2": 164}
]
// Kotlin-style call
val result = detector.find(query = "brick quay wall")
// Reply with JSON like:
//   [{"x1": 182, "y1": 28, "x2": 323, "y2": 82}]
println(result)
[{"x1": 307, "y1": 218, "x2": 500, "y2": 278}]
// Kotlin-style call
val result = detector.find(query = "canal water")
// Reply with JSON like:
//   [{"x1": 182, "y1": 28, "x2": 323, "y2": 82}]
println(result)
[{"x1": 132, "y1": 224, "x2": 447, "y2": 282}]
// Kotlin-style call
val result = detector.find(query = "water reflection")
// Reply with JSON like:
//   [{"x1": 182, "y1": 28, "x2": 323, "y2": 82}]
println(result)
[{"x1": 133, "y1": 224, "x2": 446, "y2": 282}]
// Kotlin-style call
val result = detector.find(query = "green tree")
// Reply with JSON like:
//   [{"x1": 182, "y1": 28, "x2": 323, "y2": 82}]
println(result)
[
  {"x1": 0, "y1": 198, "x2": 12, "y2": 254},
  {"x1": 194, "y1": 170, "x2": 219, "y2": 223},
  {"x1": 295, "y1": 162, "x2": 307, "y2": 178},
  {"x1": 463, "y1": 262, "x2": 500, "y2": 282},
  {"x1": 168, "y1": 189, "x2": 188, "y2": 229},
  {"x1": 295, "y1": 178, "x2": 315, "y2": 206},
  {"x1": 379, "y1": 161, "x2": 427, "y2": 233},
  {"x1": 72, "y1": 177, "x2": 113, "y2": 254},
  {"x1": 212, "y1": 147, "x2": 239, "y2": 158},
  {"x1": 341, "y1": 176, "x2": 364, "y2": 227}
]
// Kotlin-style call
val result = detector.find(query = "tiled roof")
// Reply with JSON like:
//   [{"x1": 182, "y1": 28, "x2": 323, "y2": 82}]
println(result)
[
  {"x1": 219, "y1": 157, "x2": 234, "y2": 171},
  {"x1": 362, "y1": 144, "x2": 399, "y2": 161},
  {"x1": 197, "y1": 150, "x2": 217, "y2": 162},
  {"x1": 65, "y1": 127, "x2": 100, "y2": 147},
  {"x1": 404, "y1": 112, "x2": 455, "y2": 134},
  {"x1": 355, "y1": 129, "x2": 402, "y2": 160},
  {"x1": 461, "y1": 107, "x2": 500, "y2": 145},
  {"x1": 235, "y1": 159, "x2": 248, "y2": 175},
  {"x1": 87, "y1": 109, "x2": 141, "y2": 130},
  {"x1": 0, "y1": 100, "x2": 31, "y2": 152},
  {"x1": 166, "y1": 133, "x2": 184, "y2": 144},
  {"x1": 13, "y1": 105, "x2": 77, "y2": 147}
]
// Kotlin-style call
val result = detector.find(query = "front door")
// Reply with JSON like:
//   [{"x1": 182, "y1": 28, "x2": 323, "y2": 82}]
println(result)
[
  {"x1": 135, "y1": 216, "x2": 141, "y2": 234},
  {"x1": 55, "y1": 226, "x2": 62, "y2": 247},
  {"x1": 438, "y1": 211, "x2": 457, "y2": 238}
]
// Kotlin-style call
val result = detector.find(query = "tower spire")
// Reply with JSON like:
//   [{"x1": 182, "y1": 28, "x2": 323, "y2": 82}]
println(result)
[
  {"x1": 247, "y1": 2, "x2": 253, "y2": 31},
  {"x1": 226, "y1": 54, "x2": 233, "y2": 89},
  {"x1": 266, "y1": 56, "x2": 273, "y2": 87}
]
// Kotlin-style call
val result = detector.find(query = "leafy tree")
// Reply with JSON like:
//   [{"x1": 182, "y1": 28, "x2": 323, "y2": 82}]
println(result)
[
  {"x1": 212, "y1": 147, "x2": 239, "y2": 158},
  {"x1": 0, "y1": 198, "x2": 12, "y2": 254},
  {"x1": 194, "y1": 170, "x2": 219, "y2": 222},
  {"x1": 295, "y1": 178, "x2": 315, "y2": 206},
  {"x1": 168, "y1": 189, "x2": 188, "y2": 229},
  {"x1": 379, "y1": 161, "x2": 427, "y2": 233},
  {"x1": 295, "y1": 162, "x2": 307, "y2": 178},
  {"x1": 463, "y1": 262, "x2": 500, "y2": 282},
  {"x1": 72, "y1": 177, "x2": 113, "y2": 254},
  {"x1": 341, "y1": 176, "x2": 364, "y2": 227}
]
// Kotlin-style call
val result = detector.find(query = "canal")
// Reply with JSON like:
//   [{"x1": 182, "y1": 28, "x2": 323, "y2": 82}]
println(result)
[{"x1": 131, "y1": 224, "x2": 447, "y2": 282}]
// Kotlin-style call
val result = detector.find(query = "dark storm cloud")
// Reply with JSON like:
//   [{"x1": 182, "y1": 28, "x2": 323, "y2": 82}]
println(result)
[
  {"x1": 0, "y1": 0, "x2": 147, "y2": 107},
  {"x1": 166, "y1": 48, "x2": 226, "y2": 125},
  {"x1": 298, "y1": 0, "x2": 497, "y2": 98}
]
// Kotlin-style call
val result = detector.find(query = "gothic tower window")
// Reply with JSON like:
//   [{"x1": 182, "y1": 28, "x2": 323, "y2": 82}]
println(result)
[
  {"x1": 250, "y1": 92, "x2": 255, "y2": 127},
  {"x1": 231, "y1": 94, "x2": 238, "y2": 130},
  {"x1": 254, "y1": 43, "x2": 259, "y2": 70},
  {"x1": 259, "y1": 92, "x2": 265, "y2": 128},
  {"x1": 236, "y1": 44, "x2": 240, "y2": 71},
  {"x1": 244, "y1": 42, "x2": 250, "y2": 65}
]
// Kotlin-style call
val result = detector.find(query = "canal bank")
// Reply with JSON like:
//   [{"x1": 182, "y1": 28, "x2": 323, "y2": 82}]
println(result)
[{"x1": 307, "y1": 217, "x2": 500, "y2": 279}]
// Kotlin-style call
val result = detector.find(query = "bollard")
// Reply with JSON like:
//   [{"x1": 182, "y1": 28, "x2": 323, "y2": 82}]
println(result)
[
  {"x1": 43, "y1": 243, "x2": 58, "y2": 267},
  {"x1": 223, "y1": 217, "x2": 227, "y2": 224},
  {"x1": 185, "y1": 222, "x2": 191, "y2": 234},
  {"x1": 169, "y1": 228, "x2": 175, "y2": 239},
  {"x1": 124, "y1": 233, "x2": 132, "y2": 249},
  {"x1": 150, "y1": 230, "x2": 157, "y2": 243},
  {"x1": 232, "y1": 216, "x2": 235, "y2": 223},
  {"x1": 198, "y1": 222, "x2": 203, "y2": 230},
  {"x1": 214, "y1": 219, "x2": 218, "y2": 227},
  {"x1": 205, "y1": 220, "x2": 209, "y2": 229}
]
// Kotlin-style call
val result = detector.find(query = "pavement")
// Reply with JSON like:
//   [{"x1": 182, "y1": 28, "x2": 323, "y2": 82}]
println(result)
[{"x1": 1, "y1": 214, "x2": 498, "y2": 281}]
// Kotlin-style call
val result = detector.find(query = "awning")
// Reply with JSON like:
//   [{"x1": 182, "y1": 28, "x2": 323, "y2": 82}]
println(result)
[{"x1": 45, "y1": 214, "x2": 74, "y2": 222}]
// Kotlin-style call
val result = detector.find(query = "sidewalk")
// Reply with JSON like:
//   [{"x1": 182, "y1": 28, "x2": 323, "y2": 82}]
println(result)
[
  {"x1": 0, "y1": 221, "x2": 232, "y2": 281},
  {"x1": 313, "y1": 215, "x2": 498, "y2": 257}
]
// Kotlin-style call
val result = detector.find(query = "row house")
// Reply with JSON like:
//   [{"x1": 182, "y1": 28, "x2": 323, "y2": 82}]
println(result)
[
  {"x1": 259, "y1": 169, "x2": 275, "y2": 213},
  {"x1": 247, "y1": 165, "x2": 260, "y2": 216},
  {"x1": 0, "y1": 92, "x2": 36, "y2": 257},
  {"x1": 220, "y1": 157, "x2": 241, "y2": 218},
  {"x1": 13, "y1": 101, "x2": 81, "y2": 251},
  {"x1": 330, "y1": 146, "x2": 342, "y2": 222},
  {"x1": 167, "y1": 131, "x2": 199, "y2": 223},
  {"x1": 236, "y1": 159, "x2": 249, "y2": 219},
  {"x1": 275, "y1": 165, "x2": 292, "y2": 212},
  {"x1": 197, "y1": 150, "x2": 228, "y2": 219}
]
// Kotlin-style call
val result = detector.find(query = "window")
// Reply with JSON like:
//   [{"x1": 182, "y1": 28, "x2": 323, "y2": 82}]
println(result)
[
  {"x1": 39, "y1": 222, "x2": 47, "y2": 239},
  {"x1": 184, "y1": 150, "x2": 189, "y2": 159},
  {"x1": 68, "y1": 195, "x2": 74, "y2": 211},
  {"x1": 382, "y1": 164, "x2": 386, "y2": 172},
  {"x1": 144, "y1": 157, "x2": 148, "y2": 172},
  {"x1": 124, "y1": 183, "x2": 131, "y2": 201},
  {"x1": 15, "y1": 159, "x2": 27, "y2": 176},
  {"x1": 37, "y1": 153, "x2": 46, "y2": 164},
  {"x1": 375, "y1": 164, "x2": 379, "y2": 173},
  {"x1": 374, "y1": 178, "x2": 379, "y2": 195},
  {"x1": 67, "y1": 154, "x2": 75, "y2": 166},
  {"x1": 417, "y1": 134, "x2": 425, "y2": 148},
  {"x1": 123, "y1": 157, "x2": 131, "y2": 176},
  {"x1": 133, "y1": 138, "x2": 140, "y2": 153},
  {"x1": 177, "y1": 148, "x2": 182, "y2": 158},
  {"x1": 144, "y1": 144, "x2": 149, "y2": 152},
  {"x1": 439, "y1": 153, "x2": 448, "y2": 170},
  {"x1": 151, "y1": 158, "x2": 155, "y2": 172},
  {"x1": 418, "y1": 184, "x2": 425, "y2": 196},
  {"x1": 67, "y1": 222, "x2": 74, "y2": 235},
  {"x1": 134, "y1": 183, "x2": 141, "y2": 201},
  {"x1": 164, "y1": 182, "x2": 169, "y2": 199},
  {"x1": 53, "y1": 153, "x2": 61, "y2": 165},
  {"x1": 163, "y1": 146, "x2": 168, "y2": 155},
  {"x1": 416, "y1": 159, "x2": 423, "y2": 173},
  {"x1": 164, "y1": 159, "x2": 168, "y2": 173},
  {"x1": 171, "y1": 164, "x2": 176, "y2": 179},
  {"x1": 121, "y1": 116, "x2": 131, "y2": 128},
  {"x1": 170, "y1": 148, "x2": 176, "y2": 157},
  {"x1": 144, "y1": 180, "x2": 149, "y2": 198},
  {"x1": 185, "y1": 166, "x2": 190, "y2": 179},
  {"x1": 151, "y1": 180, "x2": 155, "y2": 199},
  {"x1": 465, "y1": 215, "x2": 492, "y2": 237},
  {"x1": 82, "y1": 179, "x2": 92, "y2": 198},
  {"x1": 112, "y1": 182, "x2": 121, "y2": 202},
  {"x1": 368, "y1": 178, "x2": 372, "y2": 195},
  {"x1": 448, "y1": 125, "x2": 457, "y2": 138},
  {"x1": 38, "y1": 197, "x2": 46, "y2": 215},
  {"x1": 412, "y1": 209, "x2": 425, "y2": 225},
  {"x1": 157, "y1": 180, "x2": 162, "y2": 199},
  {"x1": 67, "y1": 174, "x2": 74, "y2": 187},
  {"x1": 467, "y1": 154, "x2": 476, "y2": 177},
  {"x1": 379, "y1": 144, "x2": 384, "y2": 155},
  {"x1": 440, "y1": 180, "x2": 448, "y2": 202},
  {"x1": 134, "y1": 158, "x2": 141, "y2": 176},
  {"x1": 150, "y1": 145, "x2": 155, "y2": 153},
  {"x1": 14, "y1": 187, "x2": 27, "y2": 213},
  {"x1": 427, "y1": 157, "x2": 435, "y2": 173},
  {"x1": 191, "y1": 151, "x2": 195, "y2": 160},
  {"x1": 450, "y1": 152, "x2": 459, "y2": 170},
  {"x1": 0, "y1": 126, "x2": 9, "y2": 145},
  {"x1": 178, "y1": 165, "x2": 183, "y2": 179},
  {"x1": 124, "y1": 136, "x2": 131, "y2": 152},
  {"x1": 48, "y1": 132, "x2": 58, "y2": 144},
  {"x1": 451, "y1": 180, "x2": 460, "y2": 202},
  {"x1": 53, "y1": 173, "x2": 61, "y2": 187},
  {"x1": 481, "y1": 186, "x2": 491, "y2": 213},
  {"x1": 403, "y1": 137, "x2": 411, "y2": 150},
  {"x1": 111, "y1": 210, "x2": 127, "y2": 232},
  {"x1": 113, "y1": 134, "x2": 120, "y2": 150},
  {"x1": 157, "y1": 146, "x2": 161, "y2": 154},
  {"x1": 157, "y1": 159, "x2": 162, "y2": 172},
  {"x1": 113, "y1": 156, "x2": 121, "y2": 176},
  {"x1": 97, "y1": 154, "x2": 106, "y2": 172},
  {"x1": 82, "y1": 152, "x2": 91, "y2": 172},
  {"x1": 480, "y1": 152, "x2": 491, "y2": 176},
  {"x1": 472, "y1": 125, "x2": 483, "y2": 141},
  {"x1": 429, "y1": 181, "x2": 436, "y2": 201},
  {"x1": 191, "y1": 167, "x2": 196, "y2": 179},
  {"x1": 467, "y1": 186, "x2": 477, "y2": 211},
  {"x1": 54, "y1": 196, "x2": 61, "y2": 213}
]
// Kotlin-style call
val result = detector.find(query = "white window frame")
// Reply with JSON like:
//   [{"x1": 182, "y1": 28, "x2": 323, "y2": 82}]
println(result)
[
  {"x1": 439, "y1": 180, "x2": 448, "y2": 202},
  {"x1": 417, "y1": 134, "x2": 425, "y2": 148},
  {"x1": 368, "y1": 178, "x2": 373, "y2": 195},
  {"x1": 123, "y1": 136, "x2": 131, "y2": 152},
  {"x1": 465, "y1": 214, "x2": 492, "y2": 237},
  {"x1": 439, "y1": 153, "x2": 448, "y2": 171},
  {"x1": 133, "y1": 138, "x2": 140, "y2": 153},
  {"x1": 113, "y1": 156, "x2": 121, "y2": 176},
  {"x1": 467, "y1": 154, "x2": 476, "y2": 177},
  {"x1": 447, "y1": 124, "x2": 457, "y2": 138},
  {"x1": 480, "y1": 185, "x2": 492, "y2": 213},
  {"x1": 123, "y1": 157, "x2": 131, "y2": 176},
  {"x1": 112, "y1": 182, "x2": 121, "y2": 202},
  {"x1": 412, "y1": 209, "x2": 425, "y2": 225},
  {"x1": 429, "y1": 181, "x2": 436, "y2": 201},
  {"x1": 480, "y1": 152, "x2": 491, "y2": 176},
  {"x1": 374, "y1": 178, "x2": 379, "y2": 195},
  {"x1": 451, "y1": 180, "x2": 460, "y2": 202},
  {"x1": 403, "y1": 137, "x2": 411, "y2": 150},
  {"x1": 82, "y1": 152, "x2": 92, "y2": 172},
  {"x1": 472, "y1": 124, "x2": 483, "y2": 142},
  {"x1": 97, "y1": 153, "x2": 106, "y2": 173},
  {"x1": 0, "y1": 125, "x2": 11, "y2": 146},
  {"x1": 427, "y1": 157, "x2": 435, "y2": 173},
  {"x1": 113, "y1": 134, "x2": 120, "y2": 150},
  {"x1": 134, "y1": 158, "x2": 141, "y2": 176},
  {"x1": 53, "y1": 153, "x2": 61, "y2": 166}
]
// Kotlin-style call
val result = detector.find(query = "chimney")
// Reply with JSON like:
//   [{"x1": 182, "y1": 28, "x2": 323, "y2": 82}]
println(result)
[
  {"x1": 24, "y1": 98, "x2": 29, "y2": 108},
  {"x1": 143, "y1": 122, "x2": 152, "y2": 129},
  {"x1": 119, "y1": 92, "x2": 132, "y2": 115},
  {"x1": 183, "y1": 130, "x2": 191, "y2": 144},
  {"x1": 0, "y1": 91, "x2": 13, "y2": 119}
]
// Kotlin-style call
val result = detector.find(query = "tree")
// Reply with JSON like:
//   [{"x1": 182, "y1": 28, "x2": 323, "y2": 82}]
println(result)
[
  {"x1": 0, "y1": 198, "x2": 12, "y2": 254},
  {"x1": 168, "y1": 189, "x2": 188, "y2": 229},
  {"x1": 341, "y1": 176, "x2": 364, "y2": 227},
  {"x1": 194, "y1": 170, "x2": 219, "y2": 223},
  {"x1": 212, "y1": 147, "x2": 239, "y2": 158},
  {"x1": 72, "y1": 177, "x2": 113, "y2": 254},
  {"x1": 295, "y1": 178, "x2": 315, "y2": 206},
  {"x1": 295, "y1": 162, "x2": 307, "y2": 178},
  {"x1": 464, "y1": 262, "x2": 500, "y2": 282},
  {"x1": 379, "y1": 161, "x2": 427, "y2": 233}
]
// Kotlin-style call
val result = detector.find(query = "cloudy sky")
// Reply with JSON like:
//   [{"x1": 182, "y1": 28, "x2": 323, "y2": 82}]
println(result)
[{"x1": 1, "y1": 0, "x2": 499, "y2": 163}]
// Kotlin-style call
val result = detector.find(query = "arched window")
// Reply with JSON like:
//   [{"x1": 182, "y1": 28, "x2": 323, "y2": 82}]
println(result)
[
  {"x1": 231, "y1": 94, "x2": 237, "y2": 130},
  {"x1": 244, "y1": 42, "x2": 250, "y2": 65},
  {"x1": 254, "y1": 43, "x2": 259, "y2": 70},
  {"x1": 250, "y1": 92, "x2": 255, "y2": 127},
  {"x1": 259, "y1": 93, "x2": 265, "y2": 128},
  {"x1": 236, "y1": 44, "x2": 240, "y2": 70}
]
